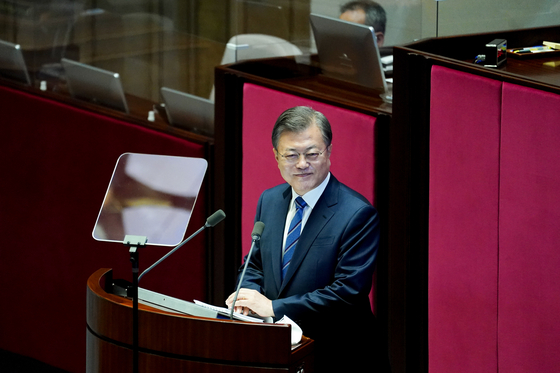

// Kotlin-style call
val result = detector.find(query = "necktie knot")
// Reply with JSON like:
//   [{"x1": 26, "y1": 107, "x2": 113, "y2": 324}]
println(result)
[{"x1": 295, "y1": 196, "x2": 307, "y2": 210}]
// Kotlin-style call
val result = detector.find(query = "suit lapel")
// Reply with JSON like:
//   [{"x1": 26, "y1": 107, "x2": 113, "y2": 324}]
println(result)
[
  {"x1": 267, "y1": 186, "x2": 292, "y2": 293},
  {"x1": 279, "y1": 177, "x2": 339, "y2": 292}
]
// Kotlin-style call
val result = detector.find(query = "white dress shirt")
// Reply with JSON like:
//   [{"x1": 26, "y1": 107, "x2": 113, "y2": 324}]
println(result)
[{"x1": 282, "y1": 173, "x2": 331, "y2": 255}]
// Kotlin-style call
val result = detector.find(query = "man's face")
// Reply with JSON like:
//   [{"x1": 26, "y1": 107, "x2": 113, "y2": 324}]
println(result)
[
  {"x1": 339, "y1": 9, "x2": 385, "y2": 47},
  {"x1": 274, "y1": 123, "x2": 332, "y2": 196}
]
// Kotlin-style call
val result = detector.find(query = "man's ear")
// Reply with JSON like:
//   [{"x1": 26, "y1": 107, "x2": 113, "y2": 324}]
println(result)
[
  {"x1": 326, "y1": 143, "x2": 333, "y2": 158},
  {"x1": 376, "y1": 32, "x2": 385, "y2": 47}
]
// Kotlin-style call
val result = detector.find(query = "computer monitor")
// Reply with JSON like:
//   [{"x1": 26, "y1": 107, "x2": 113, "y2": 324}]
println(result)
[
  {"x1": 160, "y1": 87, "x2": 214, "y2": 136},
  {"x1": 0, "y1": 40, "x2": 32, "y2": 85},
  {"x1": 61, "y1": 58, "x2": 129, "y2": 113},
  {"x1": 309, "y1": 13, "x2": 387, "y2": 93}
]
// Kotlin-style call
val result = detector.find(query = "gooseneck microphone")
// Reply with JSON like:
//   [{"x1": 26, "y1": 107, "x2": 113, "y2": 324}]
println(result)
[
  {"x1": 138, "y1": 209, "x2": 226, "y2": 282},
  {"x1": 229, "y1": 221, "x2": 265, "y2": 320}
]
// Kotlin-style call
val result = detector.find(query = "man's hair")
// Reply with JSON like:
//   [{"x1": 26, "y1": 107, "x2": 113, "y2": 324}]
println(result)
[
  {"x1": 272, "y1": 106, "x2": 332, "y2": 150},
  {"x1": 340, "y1": 1, "x2": 387, "y2": 34}
]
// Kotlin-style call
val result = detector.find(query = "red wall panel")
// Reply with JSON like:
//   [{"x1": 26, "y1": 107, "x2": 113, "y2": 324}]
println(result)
[
  {"x1": 429, "y1": 66, "x2": 502, "y2": 373},
  {"x1": 429, "y1": 66, "x2": 560, "y2": 373},
  {"x1": 499, "y1": 83, "x2": 560, "y2": 373}
]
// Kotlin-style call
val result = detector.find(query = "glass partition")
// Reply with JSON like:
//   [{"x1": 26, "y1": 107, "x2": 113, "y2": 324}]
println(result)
[
  {"x1": 0, "y1": 0, "x2": 228, "y2": 102},
  {"x1": 311, "y1": 0, "x2": 423, "y2": 47},
  {"x1": 434, "y1": 0, "x2": 560, "y2": 39},
  {"x1": 0, "y1": 0, "x2": 558, "y2": 107},
  {"x1": 225, "y1": 0, "x2": 312, "y2": 72}
]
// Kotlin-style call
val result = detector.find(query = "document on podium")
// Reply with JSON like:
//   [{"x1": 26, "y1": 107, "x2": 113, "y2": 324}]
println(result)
[
  {"x1": 194, "y1": 300, "x2": 303, "y2": 345},
  {"x1": 137, "y1": 288, "x2": 301, "y2": 343},
  {"x1": 193, "y1": 300, "x2": 272, "y2": 323}
]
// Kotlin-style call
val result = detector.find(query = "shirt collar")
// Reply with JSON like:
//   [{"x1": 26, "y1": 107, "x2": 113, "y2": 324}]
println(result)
[{"x1": 291, "y1": 172, "x2": 331, "y2": 209}]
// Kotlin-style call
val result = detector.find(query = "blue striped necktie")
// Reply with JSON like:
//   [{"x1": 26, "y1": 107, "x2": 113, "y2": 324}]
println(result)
[{"x1": 282, "y1": 196, "x2": 307, "y2": 281}]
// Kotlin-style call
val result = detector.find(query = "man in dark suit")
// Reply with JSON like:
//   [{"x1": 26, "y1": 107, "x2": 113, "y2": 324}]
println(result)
[{"x1": 226, "y1": 106, "x2": 380, "y2": 371}]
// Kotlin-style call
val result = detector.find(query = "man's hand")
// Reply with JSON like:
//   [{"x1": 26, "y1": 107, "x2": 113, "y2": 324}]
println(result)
[{"x1": 225, "y1": 288, "x2": 275, "y2": 317}]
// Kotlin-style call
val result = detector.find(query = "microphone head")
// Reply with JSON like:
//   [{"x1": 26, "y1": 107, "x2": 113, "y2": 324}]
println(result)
[
  {"x1": 206, "y1": 209, "x2": 226, "y2": 227},
  {"x1": 251, "y1": 221, "x2": 265, "y2": 240}
]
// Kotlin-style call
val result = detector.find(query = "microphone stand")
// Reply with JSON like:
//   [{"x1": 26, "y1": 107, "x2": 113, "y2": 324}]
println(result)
[
  {"x1": 229, "y1": 221, "x2": 265, "y2": 320},
  {"x1": 139, "y1": 210, "x2": 226, "y2": 282},
  {"x1": 122, "y1": 210, "x2": 225, "y2": 373},
  {"x1": 139, "y1": 224, "x2": 204, "y2": 282},
  {"x1": 123, "y1": 235, "x2": 147, "y2": 373}
]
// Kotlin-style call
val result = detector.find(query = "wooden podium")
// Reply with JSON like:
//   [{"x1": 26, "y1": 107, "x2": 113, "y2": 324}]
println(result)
[{"x1": 86, "y1": 268, "x2": 314, "y2": 372}]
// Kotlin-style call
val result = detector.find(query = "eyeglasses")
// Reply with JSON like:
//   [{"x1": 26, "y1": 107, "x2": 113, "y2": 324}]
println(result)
[{"x1": 276, "y1": 148, "x2": 328, "y2": 164}]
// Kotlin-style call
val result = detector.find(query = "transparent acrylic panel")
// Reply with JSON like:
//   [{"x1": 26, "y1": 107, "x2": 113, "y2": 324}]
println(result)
[
  {"x1": 0, "y1": 0, "x2": 227, "y2": 102},
  {"x1": 0, "y1": 0, "x2": 87, "y2": 85},
  {"x1": 92, "y1": 153, "x2": 208, "y2": 247},
  {"x1": 2, "y1": 1, "x2": 557, "y2": 105},
  {"x1": 231, "y1": 0, "x2": 313, "y2": 62},
  {"x1": 310, "y1": 0, "x2": 559, "y2": 48},
  {"x1": 65, "y1": 0, "x2": 226, "y2": 102},
  {"x1": 434, "y1": 0, "x2": 560, "y2": 38}
]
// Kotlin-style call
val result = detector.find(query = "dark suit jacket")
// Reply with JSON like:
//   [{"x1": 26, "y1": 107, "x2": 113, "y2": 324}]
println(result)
[{"x1": 239, "y1": 175, "x2": 380, "y2": 370}]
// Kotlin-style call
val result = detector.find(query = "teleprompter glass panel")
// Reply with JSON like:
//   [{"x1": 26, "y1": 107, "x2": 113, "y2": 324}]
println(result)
[{"x1": 92, "y1": 153, "x2": 207, "y2": 246}]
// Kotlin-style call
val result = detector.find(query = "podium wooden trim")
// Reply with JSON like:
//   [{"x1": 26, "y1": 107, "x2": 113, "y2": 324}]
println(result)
[{"x1": 86, "y1": 268, "x2": 314, "y2": 372}]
